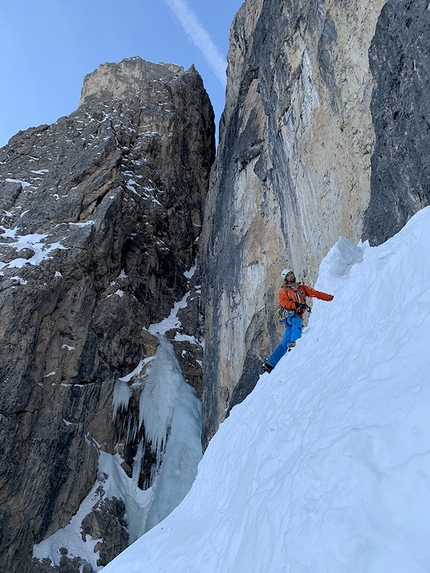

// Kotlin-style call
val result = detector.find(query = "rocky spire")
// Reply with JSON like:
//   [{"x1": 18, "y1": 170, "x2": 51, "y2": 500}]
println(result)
[{"x1": 0, "y1": 56, "x2": 215, "y2": 572}]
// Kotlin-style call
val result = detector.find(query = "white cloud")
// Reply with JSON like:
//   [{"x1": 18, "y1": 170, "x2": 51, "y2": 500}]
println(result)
[{"x1": 165, "y1": 0, "x2": 227, "y2": 87}]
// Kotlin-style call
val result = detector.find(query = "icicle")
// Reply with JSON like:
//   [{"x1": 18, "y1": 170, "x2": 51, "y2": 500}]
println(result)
[
  {"x1": 132, "y1": 440, "x2": 144, "y2": 487},
  {"x1": 112, "y1": 379, "x2": 132, "y2": 420},
  {"x1": 138, "y1": 336, "x2": 183, "y2": 468}
]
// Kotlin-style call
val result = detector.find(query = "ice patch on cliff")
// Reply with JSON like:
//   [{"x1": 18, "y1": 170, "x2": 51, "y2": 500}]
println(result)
[
  {"x1": 34, "y1": 335, "x2": 202, "y2": 568},
  {"x1": 142, "y1": 337, "x2": 202, "y2": 531},
  {"x1": 148, "y1": 291, "x2": 190, "y2": 335},
  {"x1": 0, "y1": 227, "x2": 66, "y2": 269}
]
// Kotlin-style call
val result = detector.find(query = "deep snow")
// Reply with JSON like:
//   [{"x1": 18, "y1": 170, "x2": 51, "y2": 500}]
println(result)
[{"x1": 101, "y1": 206, "x2": 430, "y2": 572}]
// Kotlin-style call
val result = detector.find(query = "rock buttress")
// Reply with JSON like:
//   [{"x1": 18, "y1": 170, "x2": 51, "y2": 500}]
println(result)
[{"x1": 0, "y1": 57, "x2": 215, "y2": 572}]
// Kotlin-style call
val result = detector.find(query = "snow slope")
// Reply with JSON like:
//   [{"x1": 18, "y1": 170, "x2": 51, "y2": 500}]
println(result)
[{"x1": 104, "y1": 207, "x2": 430, "y2": 572}]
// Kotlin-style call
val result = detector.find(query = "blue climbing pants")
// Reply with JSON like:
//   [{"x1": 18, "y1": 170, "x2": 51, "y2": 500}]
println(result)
[{"x1": 266, "y1": 314, "x2": 303, "y2": 368}]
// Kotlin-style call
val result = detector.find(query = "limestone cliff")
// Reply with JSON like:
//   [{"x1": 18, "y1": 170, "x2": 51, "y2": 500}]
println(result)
[
  {"x1": 0, "y1": 57, "x2": 214, "y2": 572},
  {"x1": 201, "y1": 0, "x2": 430, "y2": 445}
]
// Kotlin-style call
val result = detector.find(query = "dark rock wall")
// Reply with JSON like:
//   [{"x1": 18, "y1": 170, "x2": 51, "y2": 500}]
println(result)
[
  {"x1": 0, "y1": 58, "x2": 214, "y2": 572},
  {"x1": 363, "y1": 0, "x2": 430, "y2": 245}
]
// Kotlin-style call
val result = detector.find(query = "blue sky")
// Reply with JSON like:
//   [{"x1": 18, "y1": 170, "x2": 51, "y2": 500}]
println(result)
[{"x1": 0, "y1": 0, "x2": 244, "y2": 147}]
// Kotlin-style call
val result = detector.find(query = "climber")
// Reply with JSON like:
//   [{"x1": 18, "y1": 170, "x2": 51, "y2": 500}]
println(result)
[{"x1": 262, "y1": 268, "x2": 334, "y2": 373}]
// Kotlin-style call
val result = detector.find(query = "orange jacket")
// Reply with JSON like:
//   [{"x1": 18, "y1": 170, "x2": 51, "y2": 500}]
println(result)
[{"x1": 279, "y1": 283, "x2": 333, "y2": 315}]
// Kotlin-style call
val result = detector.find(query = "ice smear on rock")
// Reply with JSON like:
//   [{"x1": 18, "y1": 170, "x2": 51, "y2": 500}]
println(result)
[
  {"x1": 144, "y1": 361, "x2": 202, "y2": 531},
  {"x1": 33, "y1": 334, "x2": 202, "y2": 568},
  {"x1": 139, "y1": 335, "x2": 202, "y2": 530}
]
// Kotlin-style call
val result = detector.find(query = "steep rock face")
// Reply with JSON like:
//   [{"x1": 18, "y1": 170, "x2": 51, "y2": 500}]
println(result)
[
  {"x1": 201, "y1": 0, "x2": 430, "y2": 444},
  {"x1": 363, "y1": 0, "x2": 430, "y2": 245},
  {"x1": 0, "y1": 57, "x2": 214, "y2": 572}
]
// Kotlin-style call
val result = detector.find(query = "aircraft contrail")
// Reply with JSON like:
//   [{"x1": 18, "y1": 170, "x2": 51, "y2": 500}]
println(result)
[{"x1": 164, "y1": 0, "x2": 227, "y2": 87}]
